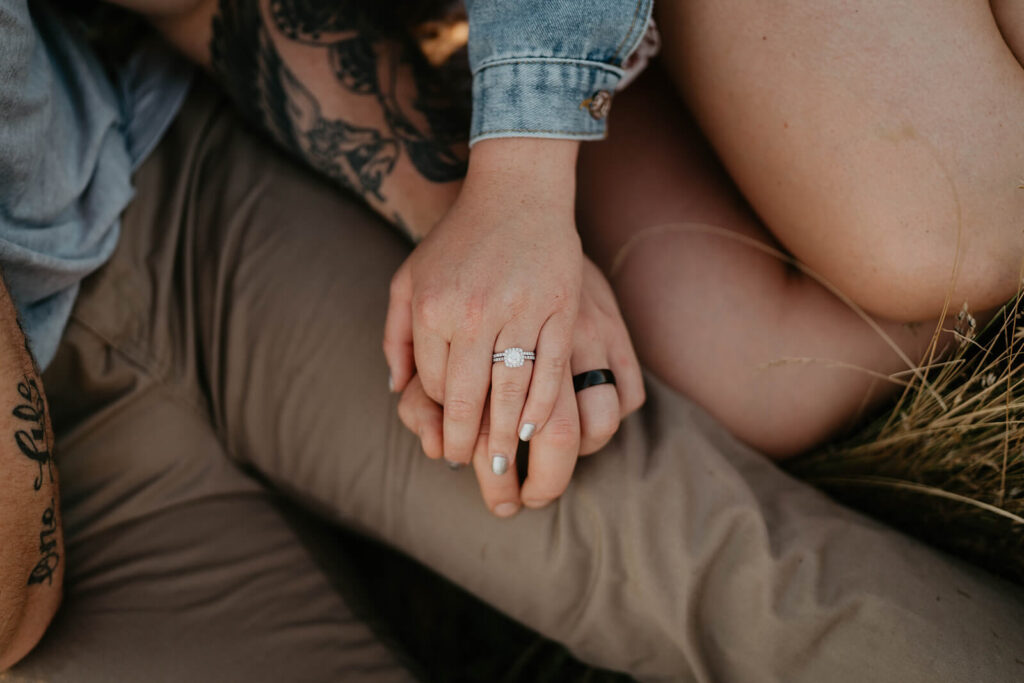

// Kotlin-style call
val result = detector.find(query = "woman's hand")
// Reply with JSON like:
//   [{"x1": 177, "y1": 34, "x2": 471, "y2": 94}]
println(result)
[
  {"x1": 384, "y1": 138, "x2": 584, "y2": 471},
  {"x1": 396, "y1": 257, "x2": 646, "y2": 517}
]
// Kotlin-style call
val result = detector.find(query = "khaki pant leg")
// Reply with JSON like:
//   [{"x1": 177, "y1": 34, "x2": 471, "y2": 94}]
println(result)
[
  {"x1": 158, "y1": 83, "x2": 1024, "y2": 681},
  {"x1": 6, "y1": 88, "x2": 415, "y2": 682}
]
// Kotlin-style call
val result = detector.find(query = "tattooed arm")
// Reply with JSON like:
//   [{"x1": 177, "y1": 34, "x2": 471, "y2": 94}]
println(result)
[
  {"x1": 116, "y1": 0, "x2": 468, "y2": 239},
  {"x1": 0, "y1": 275, "x2": 62, "y2": 670}
]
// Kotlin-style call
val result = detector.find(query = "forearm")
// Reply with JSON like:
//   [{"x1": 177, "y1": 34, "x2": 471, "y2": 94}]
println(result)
[
  {"x1": 123, "y1": 0, "x2": 468, "y2": 238},
  {"x1": 0, "y1": 276, "x2": 62, "y2": 671}
]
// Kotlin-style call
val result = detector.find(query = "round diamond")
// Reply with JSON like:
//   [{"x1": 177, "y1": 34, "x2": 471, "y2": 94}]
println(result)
[{"x1": 503, "y1": 347, "x2": 525, "y2": 368}]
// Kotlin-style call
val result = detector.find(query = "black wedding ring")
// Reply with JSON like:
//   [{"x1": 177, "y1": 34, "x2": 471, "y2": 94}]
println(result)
[{"x1": 572, "y1": 369, "x2": 617, "y2": 393}]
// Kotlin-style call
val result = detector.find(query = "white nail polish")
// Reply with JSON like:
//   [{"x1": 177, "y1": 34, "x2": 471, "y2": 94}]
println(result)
[
  {"x1": 519, "y1": 423, "x2": 536, "y2": 441},
  {"x1": 388, "y1": 372, "x2": 395, "y2": 393},
  {"x1": 491, "y1": 454, "x2": 509, "y2": 476},
  {"x1": 446, "y1": 460, "x2": 463, "y2": 471}
]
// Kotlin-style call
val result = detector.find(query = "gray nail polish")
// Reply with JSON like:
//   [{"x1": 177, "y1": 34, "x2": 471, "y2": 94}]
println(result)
[
  {"x1": 388, "y1": 372, "x2": 395, "y2": 393},
  {"x1": 491, "y1": 454, "x2": 509, "y2": 476},
  {"x1": 519, "y1": 423, "x2": 536, "y2": 441},
  {"x1": 446, "y1": 460, "x2": 463, "y2": 471}
]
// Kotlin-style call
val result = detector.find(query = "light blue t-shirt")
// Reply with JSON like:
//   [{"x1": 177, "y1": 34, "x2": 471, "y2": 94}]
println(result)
[{"x1": 0, "y1": 0, "x2": 191, "y2": 369}]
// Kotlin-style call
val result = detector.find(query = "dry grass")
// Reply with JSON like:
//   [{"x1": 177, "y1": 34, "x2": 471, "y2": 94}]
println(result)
[{"x1": 788, "y1": 295, "x2": 1024, "y2": 584}]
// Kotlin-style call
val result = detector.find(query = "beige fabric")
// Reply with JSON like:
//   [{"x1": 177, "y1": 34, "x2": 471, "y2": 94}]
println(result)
[{"x1": 10, "y1": 81, "x2": 1024, "y2": 682}]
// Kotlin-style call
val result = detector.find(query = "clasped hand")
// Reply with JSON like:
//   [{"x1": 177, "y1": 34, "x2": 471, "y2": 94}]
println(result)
[{"x1": 384, "y1": 139, "x2": 644, "y2": 517}]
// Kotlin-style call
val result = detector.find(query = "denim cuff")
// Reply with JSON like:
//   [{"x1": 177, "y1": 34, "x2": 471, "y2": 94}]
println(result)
[{"x1": 469, "y1": 58, "x2": 624, "y2": 146}]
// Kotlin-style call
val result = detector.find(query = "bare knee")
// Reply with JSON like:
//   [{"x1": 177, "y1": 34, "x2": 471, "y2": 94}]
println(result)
[
  {"x1": 790, "y1": 189, "x2": 1024, "y2": 324},
  {"x1": 658, "y1": 0, "x2": 1024, "y2": 321}
]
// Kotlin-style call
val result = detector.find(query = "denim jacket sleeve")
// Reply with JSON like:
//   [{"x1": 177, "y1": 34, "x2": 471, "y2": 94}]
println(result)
[{"x1": 465, "y1": 0, "x2": 654, "y2": 145}]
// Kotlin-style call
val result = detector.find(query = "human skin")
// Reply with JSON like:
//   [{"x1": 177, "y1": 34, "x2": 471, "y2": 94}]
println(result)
[{"x1": 0, "y1": 277, "x2": 63, "y2": 671}]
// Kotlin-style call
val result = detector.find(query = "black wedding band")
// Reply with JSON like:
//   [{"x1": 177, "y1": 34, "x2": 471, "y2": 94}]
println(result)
[{"x1": 573, "y1": 369, "x2": 617, "y2": 393}]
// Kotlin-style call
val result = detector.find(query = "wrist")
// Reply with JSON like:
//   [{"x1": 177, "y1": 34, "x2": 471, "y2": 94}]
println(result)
[{"x1": 463, "y1": 138, "x2": 579, "y2": 209}]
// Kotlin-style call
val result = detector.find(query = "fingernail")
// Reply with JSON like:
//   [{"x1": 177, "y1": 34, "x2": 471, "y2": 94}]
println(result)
[
  {"x1": 522, "y1": 497, "x2": 548, "y2": 509},
  {"x1": 494, "y1": 502, "x2": 520, "y2": 518},
  {"x1": 491, "y1": 454, "x2": 509, "y2": 476},
  {"x1": 446, "y1": 460, "x2": 463, "y2": 471},
  {"x1": 387, "y1": 372, "x2": 395, "y2": 393},
  {"x1": 518, "y1": 423, "x2": 536, "y2": 441}
]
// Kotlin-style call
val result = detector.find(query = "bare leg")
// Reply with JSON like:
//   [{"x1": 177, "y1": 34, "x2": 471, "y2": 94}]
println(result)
[
  {"x1": 577, "y1": 68, "x2": 938, "y2": 456},
  {"x1": 578, "y1": 0, "x2": 1024, "y2": 455},
  {"x1": 653, "y1": 0, "x2": 1024, "y2": 321}
]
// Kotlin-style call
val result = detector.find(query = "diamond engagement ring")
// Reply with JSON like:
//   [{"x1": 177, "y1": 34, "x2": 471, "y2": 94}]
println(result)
[{"x1": 492, "y1": 347, "x2": 536, "y2": 368}]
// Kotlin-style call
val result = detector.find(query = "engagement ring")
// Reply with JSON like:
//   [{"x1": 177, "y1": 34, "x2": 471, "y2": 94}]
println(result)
[{"x1": 492, "y1": 347, "x2": 535, "y2": 368}]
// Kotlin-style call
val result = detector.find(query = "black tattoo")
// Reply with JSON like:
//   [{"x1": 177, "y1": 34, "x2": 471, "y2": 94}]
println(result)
[
  {"x1": 268, "y1": 0, "x2": 359, "y2": 45},
  {"x1": 329, "y1": 37, "x2": 377, "y2": 94},
  {"x1": 279, "y1": 61, "x2": 399, "y2": 200},
  {"x1": 211, "y1": 0, "x2": 467, "y2": 210},
  {"x1": 13, "y1": 375, "x2": 53, "y2": 491},
  {"x1": 27, "y1": 498, "x2": 60, "y2": 586}
]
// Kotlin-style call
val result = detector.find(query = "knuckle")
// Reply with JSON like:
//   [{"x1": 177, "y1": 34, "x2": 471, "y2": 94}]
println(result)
[
  {"x1": 545, "y1": 414, "x2": 578, "y2": 437},
  {"x1": 493, "y1": 378, "x2": 525, "y2": 405},
  {"x1": 381, "y1": 333, "x2": 401, "y2": 354},
  {"x1": 498, "y1": 290, "x2": 530, "y2": 319},
  {"x1": 544, "y1": 353, "x2": 570, "y2": 376},
  {"x1": 444, "y1": 397, "x2": 478, "y2": 423},
  {"x1": 457, "y1": 293, "x2": 487, "y2": 331},
  {"x1": 414, "y1": 290, "x2": 445, "y2": 326},
  {"x1": 543, "y1": 415, "x2": 579, "y2": 448}
]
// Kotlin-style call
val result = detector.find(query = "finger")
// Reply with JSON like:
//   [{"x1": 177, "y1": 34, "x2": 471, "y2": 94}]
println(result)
[
  {"x1": 488, "y1": 327, "x2": 536, "y2": 480},
  {"x1": 609, "y1": 325, "x2": 646, "y2": 418},
  {"x1": 518, "y1": 310, "x2": 574, "y2": 443},
  {"x1": 570, "y1": 337, "x2": 620, "y2": 456},
  {"x1": 472, "y1": 400, "x2": 521, "y2": 517},
  {"x1": 397, "y1": 375, "x2": 444, "y2": 460},
  {"x1": 412, "y1": 328, "x2": 449, "y2": 405},
  {"x1": 520, "y1": 369, "x2": 580, "y2": 509},
  {"x1": 410, "y1": 281, "x2": 453, "y2": 404},
  {"x1": 442, "y1": 334, "x2": 493, "y2": 465},
  {"x1": 383, "y1": 263, "x2": 415, "y2": 393}
]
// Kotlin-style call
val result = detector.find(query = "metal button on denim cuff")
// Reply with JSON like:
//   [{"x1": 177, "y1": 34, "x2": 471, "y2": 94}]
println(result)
[{"x1": 587, "y1": 90, "x2": 612, "y2": 120}]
